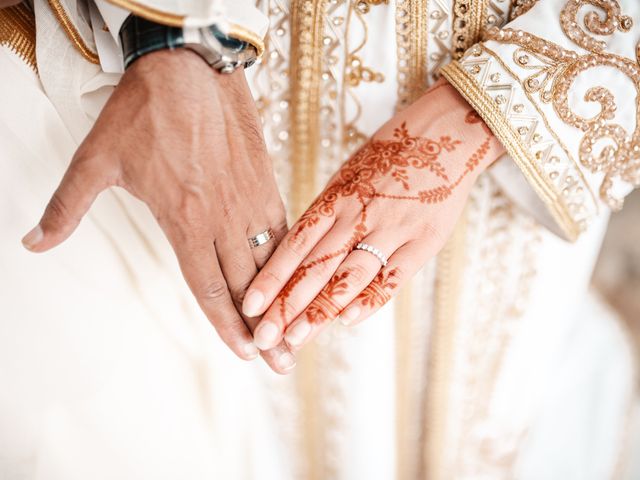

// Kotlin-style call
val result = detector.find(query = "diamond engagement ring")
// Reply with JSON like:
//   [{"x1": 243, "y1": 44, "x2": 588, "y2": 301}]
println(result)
[
  {"x1": 354, "y1": 242, "x2": 388, "y2": 267},
  {"x1": 248, "y1": 228, "x2": 275, "y2": 249}
]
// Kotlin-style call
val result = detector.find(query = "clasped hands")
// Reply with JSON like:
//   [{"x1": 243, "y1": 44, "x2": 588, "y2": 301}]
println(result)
[{"x1": 22, "y1": 49, "x2": 504, "y2": 374}]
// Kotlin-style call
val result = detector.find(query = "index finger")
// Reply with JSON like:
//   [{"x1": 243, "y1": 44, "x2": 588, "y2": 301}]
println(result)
[{"x1": 241, "y1": 206, "x2": 335, "y2": 318}]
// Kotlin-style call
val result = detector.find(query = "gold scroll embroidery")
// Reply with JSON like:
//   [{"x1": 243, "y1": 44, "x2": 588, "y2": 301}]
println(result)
[
  {"x1": 509, "y1": 0, "x2": 539, "y2": 20},
  {"x1": 484, "y1": 0, "x2": 639, "y2": 210},
  {"x1": 0, "y1": 2, "x2": 36, "y2": 70}
]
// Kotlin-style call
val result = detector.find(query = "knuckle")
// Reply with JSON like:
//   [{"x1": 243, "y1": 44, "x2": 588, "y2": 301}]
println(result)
[
  {"x1": 259, "y1": 268, "x2": 283, "y2": 286},
  {"x1": 310, "y1": 258, "x2": 335, "y2": 279},
  {"x1": 281, "y1": 300, "x2": 298, "y2": 323},
  {"x1": 273, "y1": 293, "x2": 298, "y2": 324},
  {"x1": 347, "y1": 263, "x2": 369, "y2": 285},
  {"x1": 230, "y1": 279, "x2": 252, "y2": 305},
  {"x1": 284, "y1": 231, "x2": 308, "y2": 257},
  {"x1": 198, "y1": 279, "x2": 229, "y2": 304},
  {"x1": 418, "y1": 222, "x2": 445, "y2": 246},
  {"x1": 176, "y1": 190, "x2": 208, "y2": 226},
  {"x1": 46, "y1": 193, "x2": 73, "y2": 224}
]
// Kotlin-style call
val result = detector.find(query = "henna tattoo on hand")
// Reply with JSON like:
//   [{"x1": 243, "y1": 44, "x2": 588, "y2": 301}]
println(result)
[
  {"x1": 357, "y1": 268, "x2": 400, "y2": 309},
  {"x1": 278, "y1": 113, "x2": 495, "y2": 325},
  {"x1": 305, "y1": 271, "x2": 350, "y2": 324}
]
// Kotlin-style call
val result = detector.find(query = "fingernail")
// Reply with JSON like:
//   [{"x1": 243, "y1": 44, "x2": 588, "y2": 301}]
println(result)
[
  {"x1": 285, "y1": 321, "x2": 311, "y2": 347},
  {"x1": 21, "y1": 225, "x2": 43, "y2": 251},
  {"x1": 254, "y1": 321, "x2": 280, "y2": 350},
  {"x1": 277, "y1": 352, "x2": 296, "y2": 371},
  {"x1": 340, "y1": 306, "x2": 361, "y2": 326},
  {"x1": 243, "y1": 343, "x2": 260, "y2": 360},
  {"x1": 243, "y1": 289, "x2": 265, "y2": 317}
]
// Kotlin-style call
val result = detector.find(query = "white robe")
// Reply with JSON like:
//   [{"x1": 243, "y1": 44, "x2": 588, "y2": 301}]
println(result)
[{"x1": 0, "y1": 0, "x2": 638, "y2": 478}]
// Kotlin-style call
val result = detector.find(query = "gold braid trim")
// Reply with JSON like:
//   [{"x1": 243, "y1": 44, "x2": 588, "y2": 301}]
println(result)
[
  {"x1": 395, "y1": 0, "x2": 429, "y2": 110},
  {"x1": 105, "y1": 0, "x2": 184, "y2": 26},
  {"x1": 0, "y1": 2, "x2": 36, "y2": 70},
  {"x1": 288, "y1": 0, "x2": 327, "y2": 217},
  {"x1": 46, "y1": 0, "x2": 99, "y2": 64},
  {"x1": 441, "y1": 60, "x2": 581, "y2": 241},
  {"x1": 452, "y1": 0, "x2": 487, "y2": 60}
]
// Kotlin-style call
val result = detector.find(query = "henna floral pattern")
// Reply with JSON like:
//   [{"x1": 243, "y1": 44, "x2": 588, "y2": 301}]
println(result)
[
  {"x1": 274, "y1": 115, "x2": 495, "y2": 324},
  {"x1": 306, "y1": 271, "x2": 351, "y2": 324},
  {"x1": 357, "y1": 268, "x2": 400, "y2": 309}
]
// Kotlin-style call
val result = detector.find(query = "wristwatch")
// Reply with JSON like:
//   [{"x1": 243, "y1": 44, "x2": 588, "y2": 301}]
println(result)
[{"x1": 119, "y1": 15, "x2": 258, "y2": 72}]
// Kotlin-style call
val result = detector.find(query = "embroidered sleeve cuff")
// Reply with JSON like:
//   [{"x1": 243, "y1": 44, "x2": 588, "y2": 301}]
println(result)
[
  {"x1": 441, "y1": 0, "x2": 640, "y2": 242},
  {"x1": 103, "y1": 0, "x2": 268, "y2": 56}
]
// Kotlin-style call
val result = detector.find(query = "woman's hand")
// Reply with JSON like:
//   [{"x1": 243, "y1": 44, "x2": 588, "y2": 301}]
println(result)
[{"x1": 241, "y1": 80, "x2": 505, "y2": 361}]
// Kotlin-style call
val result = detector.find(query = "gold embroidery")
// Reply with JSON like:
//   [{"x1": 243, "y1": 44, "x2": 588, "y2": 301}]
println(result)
[
  {"x1": 484, "y1": 0, "x2": 640, "y2": 210},
  {"x1": 441, "y1": 58, "x2": 583, "y2": 239},
  {"x1": 427, "y1": 0, "x2": 453, "y2": 82},
  {"x1": 226, "y1": 24, "x2": 266, "y2": 57},
  {"x1": 288, "y1": 0, "x2": 328, "y2": 218},
  {"x1": 0, "y1": 2, "x2": 36, "y2": 70},
  {"x1": 395, "y1": 0, "x2": 429, "y2": 109},
  {"x1": 452, "y1": 0, "x2": 487, "y2": 60},
  {"x1": 509, "y1": 0, "x2": 539, "y2": 20},
  {"x1": 46, "y1": 0, "x2": 99, "y2": 64},
  {"x1": 105, "y1": 0, "x2": 184, "y2": 26}
]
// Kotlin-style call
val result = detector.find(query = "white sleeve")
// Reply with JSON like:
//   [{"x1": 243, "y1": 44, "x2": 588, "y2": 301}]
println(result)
[
  {"x1": 90, "y1": 0, "x2": 269, "y2": 75},
  {"x1": 441, "y1": 0, "x2": 640, "y2": 241}
]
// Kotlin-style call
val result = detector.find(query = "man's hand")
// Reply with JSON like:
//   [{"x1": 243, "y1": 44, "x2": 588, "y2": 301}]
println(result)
[{"x1": 21, "y1": 49, "x2": 297, "y2": 373}]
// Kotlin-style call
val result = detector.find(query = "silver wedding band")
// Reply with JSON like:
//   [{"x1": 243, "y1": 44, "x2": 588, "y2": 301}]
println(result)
[
  {"x1": 354, "y1": 242, "x2": 388, "y2": 267},
  {"x1": 248, "y1": 228, "x2": 275, "y2": 249}
]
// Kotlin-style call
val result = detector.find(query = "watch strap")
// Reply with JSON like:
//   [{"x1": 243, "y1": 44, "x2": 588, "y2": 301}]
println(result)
[
  {"x1": 119, "y1": 15, "x2": 250, "y2": 70},
  {"x1": 120, "y1": 15, "x2": 185, "y2": 69}
]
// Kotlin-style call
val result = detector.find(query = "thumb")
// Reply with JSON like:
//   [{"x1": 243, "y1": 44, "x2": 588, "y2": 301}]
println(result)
[{"x1": 22, "y1": 157, "x2": 110, "y2": 252}]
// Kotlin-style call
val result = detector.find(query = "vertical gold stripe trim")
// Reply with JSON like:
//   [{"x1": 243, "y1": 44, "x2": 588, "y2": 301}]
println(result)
[
  {"x1": 395, "y1": 0, "x2": 429, "y2": 110},
  {"x1": 289, "y1": 0, "x2": 327, "y2": 218},
  {"x1": 452, "y1": 0, "x2": 487, "y2": 60},
  {"x1": 46, "y1": 0, "x2": 100, "y2": 64},
  {"x1": 0, "y1": 2, "x2": 37, "y2": 70},
  {"x1": 288, "y1": 3, "x2": 328, "y2": 477},
  {"x1": 423, "y1": 211, "x2": 468, "y2": 480}
]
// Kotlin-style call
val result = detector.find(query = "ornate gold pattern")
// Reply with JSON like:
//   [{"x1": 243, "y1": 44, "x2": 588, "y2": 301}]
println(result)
[
  {"x1": 0, "y1": 2, "x2": 36, "y2": 70},
  {"x1": 395, "y1": 0, "x2": 429, "y2": 109},
  {"x1": 105, "y1": 0, "x2": 184, "y2": 26},
  {"x1": 510, "y1": 0, "x2": 539, "y2": 19},
  {"x1": 426, "y1": 0, "x2": 453, "y2": 82},
  {"x1": 288, "y1": 0, "x2": 328, "y2": 217},
  {"x1": 452, "y1": 0, "x2": 487, "y2": 60},
  {"x1": 484, "y1": 0, "x2": 640, "y2": 210},
  {"x1": 46, "y1": 0, "x2": 100, "y2": 64},
  {"x1": 441, "y1": 57, "x2": 585, "y2": 239}
]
